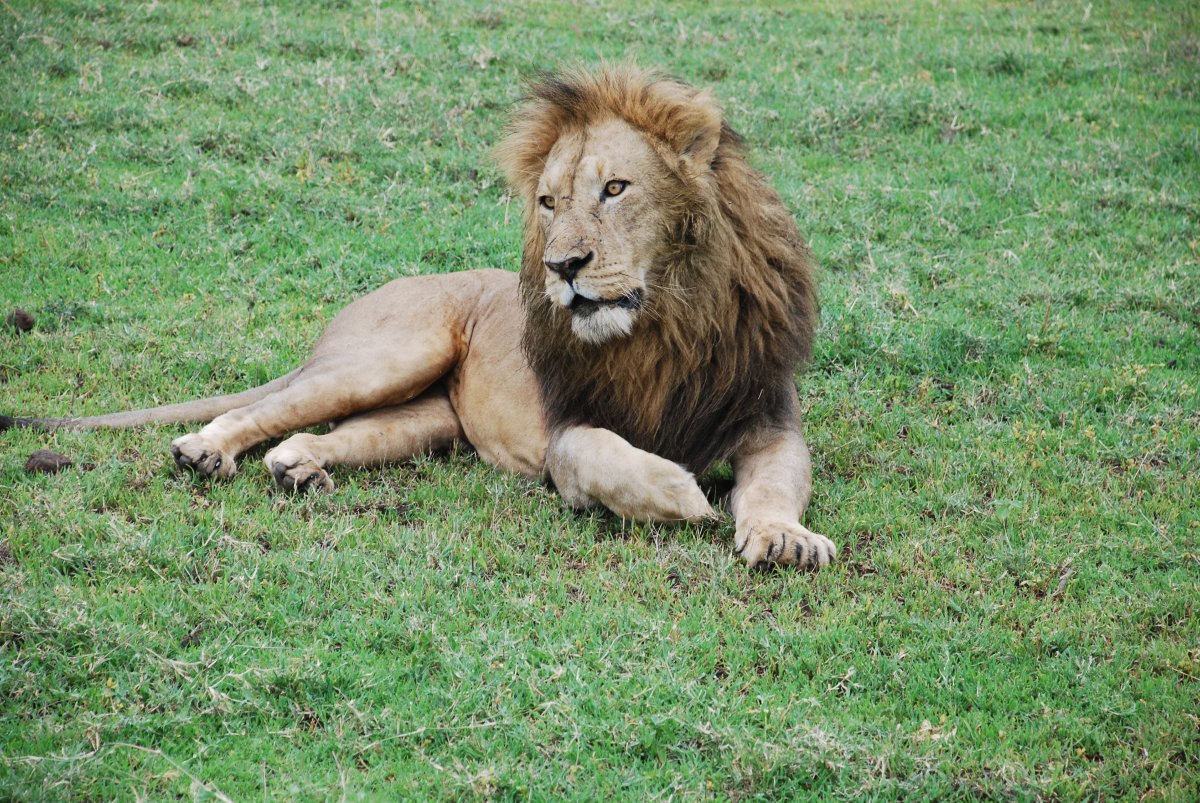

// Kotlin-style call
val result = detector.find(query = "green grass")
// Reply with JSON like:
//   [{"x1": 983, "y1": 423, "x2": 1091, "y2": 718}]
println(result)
[{"x1": 2, "y1": 0, "x2": 1198, "y2": 799}]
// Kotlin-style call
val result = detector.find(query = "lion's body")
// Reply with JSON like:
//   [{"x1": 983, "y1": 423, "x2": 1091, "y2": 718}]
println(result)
[
  {"x1": 5, "y1": 67, "x2": 836, "y2": 568},
  {"x1": 306, "y1": 269, "x2": 546, "y2": 479}
]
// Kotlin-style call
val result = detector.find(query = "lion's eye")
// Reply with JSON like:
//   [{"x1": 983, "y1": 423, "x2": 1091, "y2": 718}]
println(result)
[
  {"x1": 604, "y1": 180, "x2": 628, "y2": 198},
  {"x1": 539, "y1": 195, "x2": 556, "y2": 210}
]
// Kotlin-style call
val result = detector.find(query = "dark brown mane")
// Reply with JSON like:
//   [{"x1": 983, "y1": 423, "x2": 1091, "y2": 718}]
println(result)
[{"x1": 496, "y1": 67, "x2": 818, "y2": 474}]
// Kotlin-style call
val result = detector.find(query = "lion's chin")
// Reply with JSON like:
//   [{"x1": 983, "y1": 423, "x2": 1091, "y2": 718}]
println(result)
[
  {"x1": 570, "y1": 304, "x2": 637, "y2": 344},
  {"x1": 551, "y1": 286, "x2": 642, "y2": 345}
]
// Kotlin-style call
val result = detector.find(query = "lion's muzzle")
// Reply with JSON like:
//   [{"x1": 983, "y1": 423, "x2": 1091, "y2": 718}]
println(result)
[{"x1": 544, "y1": 251, "x2": 594, "y2": 284}]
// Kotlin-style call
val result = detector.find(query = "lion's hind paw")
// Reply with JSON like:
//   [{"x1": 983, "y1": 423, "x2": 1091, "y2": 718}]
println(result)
[
  {"x1": 264, "y1": 445, "x2": 334, "y2": 493},
  {"x1": 170, "y1": 433, "x2": 236, "y2": 479}
]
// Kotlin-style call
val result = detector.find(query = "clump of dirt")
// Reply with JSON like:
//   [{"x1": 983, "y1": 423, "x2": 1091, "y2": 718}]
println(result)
[
  {"x1": 180, "y1": 623, "x2": 205, "y2": 648},
  {"x1": 25, "y1": 450, "x2": 72, "y2": 474},
  {"x1": 6, "y1": 308, "x2": 34, "y2": 332}
]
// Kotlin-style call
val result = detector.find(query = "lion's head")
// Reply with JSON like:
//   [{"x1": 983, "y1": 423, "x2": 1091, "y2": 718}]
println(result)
[
  {"x1": 513, "y1": 113, "x2": 704, "y2": 345},
  {"x1": 497, "y1": 67, "x2": 817, "y2": 473}
]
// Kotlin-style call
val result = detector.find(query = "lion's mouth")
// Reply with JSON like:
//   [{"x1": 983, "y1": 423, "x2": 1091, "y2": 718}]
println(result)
[{"x1": 569, "y1": 289, "x2": 643, "y2": 317}]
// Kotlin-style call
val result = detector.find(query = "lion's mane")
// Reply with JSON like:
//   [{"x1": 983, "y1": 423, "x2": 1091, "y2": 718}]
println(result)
[{"x1": 497, "y1": 67, "x2": 818, "y2": 474}]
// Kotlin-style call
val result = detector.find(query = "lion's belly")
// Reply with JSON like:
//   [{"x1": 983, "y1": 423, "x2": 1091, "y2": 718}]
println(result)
[{"x1": 447, "y1": 273, "x2": 548, "y2": 479}]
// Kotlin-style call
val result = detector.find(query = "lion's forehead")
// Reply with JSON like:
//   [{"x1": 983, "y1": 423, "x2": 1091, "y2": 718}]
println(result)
[
  {"x1": 540, "y1": 119, "x2": 659, "y2": 196},
  {"x1": 540, "y1": 130, "x2": 585, "y2": 193}
]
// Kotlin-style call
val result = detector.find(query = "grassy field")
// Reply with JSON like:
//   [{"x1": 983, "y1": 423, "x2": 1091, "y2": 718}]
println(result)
[{"x1": 2, "y1": 0, "x2": 1197, "y2": 798}]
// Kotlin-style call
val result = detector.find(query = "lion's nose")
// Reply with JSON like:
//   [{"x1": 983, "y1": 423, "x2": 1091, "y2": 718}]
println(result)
[{"x1": 544, "y1": 252, "x2": 594, "y2": 283}]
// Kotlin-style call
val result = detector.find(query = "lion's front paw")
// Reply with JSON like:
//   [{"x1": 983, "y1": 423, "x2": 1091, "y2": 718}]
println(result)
[
  {"x1": 734, "y1": 520, "x2": 836, "y2": 569},
  {"x1": 603, "y1": 458, "x2": 714, "y2": 522},
  {"x1": 170, "y1": 433, "x2": 235, "y2": 479},
  {"x1": 646, "y1": 460, "x2": 716, "y2": 522},
  {"x1": 264, "y1": 444, "x2": 334, "y2": 493}
]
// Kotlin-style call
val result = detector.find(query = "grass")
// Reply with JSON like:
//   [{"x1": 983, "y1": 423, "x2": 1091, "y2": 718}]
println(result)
[{"x1": 2, "y1": 0, "x2": 1198, "y2": 798}]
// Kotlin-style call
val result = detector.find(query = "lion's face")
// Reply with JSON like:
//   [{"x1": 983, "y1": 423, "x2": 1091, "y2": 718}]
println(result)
[{"x1": 533, "y1": 118, "x2": 672, "y2": 345}]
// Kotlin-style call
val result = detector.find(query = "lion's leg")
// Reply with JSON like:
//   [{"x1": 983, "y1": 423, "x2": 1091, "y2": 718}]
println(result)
[
  {"x1": 545, "y1": 425, "x2": 715, "y2": 522},
  {"x1": 729, "y1": 413, "x2": 836, "y2": 569},
  {"x1": 170, "y1": 341, "x2": 460, "y2": 479},
  {"x1": 263, "y1": 389, "x2": 465, "y2": 492}
]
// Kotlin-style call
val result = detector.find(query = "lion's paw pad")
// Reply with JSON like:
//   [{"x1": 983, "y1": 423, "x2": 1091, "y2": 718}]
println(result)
[
  {"x1": 170, "y1": 434, "x2": 235, "y2": 479},
  {"x1": 734, "y1": 522, "x2": 835, "y2": 570}
]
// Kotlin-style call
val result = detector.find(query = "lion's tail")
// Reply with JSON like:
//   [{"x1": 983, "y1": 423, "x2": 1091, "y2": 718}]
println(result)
[{"x1": 0, "y1": 368, "x2": 302, "y2": 432}]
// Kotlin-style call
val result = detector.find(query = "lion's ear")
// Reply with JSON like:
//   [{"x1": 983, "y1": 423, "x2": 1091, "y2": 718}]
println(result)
[{"x1": 676, "y1": 90, "x2": 722, "y2": 173}]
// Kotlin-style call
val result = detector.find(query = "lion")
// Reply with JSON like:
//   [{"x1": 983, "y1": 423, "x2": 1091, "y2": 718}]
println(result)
[{"x1": 3, "y1": 67, "x2": 835, "y2": 569}]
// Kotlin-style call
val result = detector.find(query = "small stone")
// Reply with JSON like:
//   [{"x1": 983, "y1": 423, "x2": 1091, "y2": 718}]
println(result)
[
  {"x1": 25, "y1": 450, "x2": 72, "y2": 474},
  {"x1": 6, "y1": 308, "x2": 34, "y2": 332}
]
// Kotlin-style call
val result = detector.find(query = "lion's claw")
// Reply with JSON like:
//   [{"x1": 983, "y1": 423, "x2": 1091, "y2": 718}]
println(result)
[
  {"x1": 735, "y1": 521, "x2": 835, "y2": 570},
  {"x1": 170, "y1": 433, "x2": 236, "y2": 479}
]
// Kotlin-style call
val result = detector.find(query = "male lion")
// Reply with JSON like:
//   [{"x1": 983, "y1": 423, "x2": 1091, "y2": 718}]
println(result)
[{"x1": 5, "y1": 67, "x2": 835, "y2": 569}]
